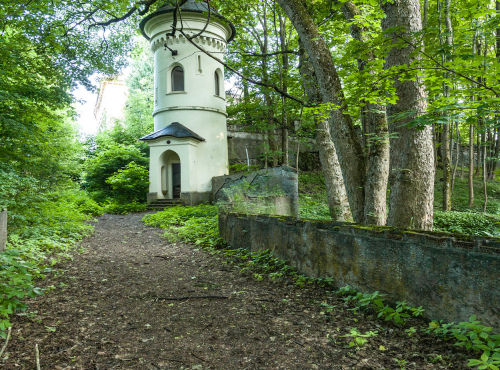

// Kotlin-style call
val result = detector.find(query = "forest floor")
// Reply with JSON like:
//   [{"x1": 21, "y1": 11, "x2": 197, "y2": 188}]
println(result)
[{"x1": 4, "y1": 212, "x2": 472, "y2": 370}]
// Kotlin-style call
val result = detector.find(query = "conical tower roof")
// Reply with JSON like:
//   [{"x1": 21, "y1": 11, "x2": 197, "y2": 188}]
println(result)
[{"x1": 139, "y1": 0, "x2": 236, "y2": 42}]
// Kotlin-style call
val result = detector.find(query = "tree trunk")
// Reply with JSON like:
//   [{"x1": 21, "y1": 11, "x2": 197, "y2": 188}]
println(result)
[
  {"x1": 451, "y1": 121, "x2": 460, "y2": 192},
  {"x1": 469, "y1": 124, "x2": 475, "y2": 207},
  {"x1": 279, "y1": 15, "x2": 289, "y2": 166},
  {"x1": 483, "y1": 141, "x2": 488, "y2": 212},
  {"x1": 298, "y1": 42, "x2": 352, "y2": 221},
  {"x1": 316, "y1": 120, "x2": 353, "y2": 221},
  {"x1": 255, "y1": 8, "x2": 278, "y2": 168},
  {"x1": 382, "y1": 0, "x2": 435, "y2": 230},
  {"x1": 441, "y1": 0, "x2": 453, "y2": 211},
  {"x1": 475, "y1": 129, "x2": 481, "y2": 177},
  {"x1": 341, "y1": 1, "x2": 390, "y2": 225},
  {"x1": 277, "y1": 0, "x2": 367, "y2": 223}
]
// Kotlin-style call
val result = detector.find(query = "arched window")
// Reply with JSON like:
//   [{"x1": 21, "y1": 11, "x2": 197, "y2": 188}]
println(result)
[
  {"x1": 214, "y1": 71, "x2": 220, "y2": 96},
  {"x1": 171, "y1": 66, "x2": 184, "y2": 91}
]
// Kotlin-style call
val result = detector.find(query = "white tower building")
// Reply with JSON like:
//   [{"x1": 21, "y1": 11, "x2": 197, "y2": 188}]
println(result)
[{"x1": 139, "y1": 0, "x2": 235, "y2": 205}]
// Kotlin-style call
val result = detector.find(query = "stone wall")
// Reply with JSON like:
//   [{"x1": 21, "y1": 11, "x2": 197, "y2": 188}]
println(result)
[
  {"x1": 227, "y1": 125, "x2": 321, "y2": 171},
  {"x1": 0, "y1": 209, "x2": 7, "y2": 252},
  {"x1": 212, "y1": 166, "x2": 299, "y2": 217},
  {"x1": 219, "y1": 213, "x2": 500, "y2": 328}
]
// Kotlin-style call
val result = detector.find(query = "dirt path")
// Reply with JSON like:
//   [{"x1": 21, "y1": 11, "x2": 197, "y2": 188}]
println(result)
[{"x1": 4, "y1": 212, "x2": 469, "y2": 369}]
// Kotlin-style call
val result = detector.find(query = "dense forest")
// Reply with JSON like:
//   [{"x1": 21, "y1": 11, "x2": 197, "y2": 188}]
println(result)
[{"x1": 0, "y1": 0, "x2": 499, "y2": 341}]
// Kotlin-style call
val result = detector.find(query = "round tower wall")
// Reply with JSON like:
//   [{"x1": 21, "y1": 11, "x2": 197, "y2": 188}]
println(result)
[{"x1": 142, "y1": 11, "x2": 231, "y2": 200}]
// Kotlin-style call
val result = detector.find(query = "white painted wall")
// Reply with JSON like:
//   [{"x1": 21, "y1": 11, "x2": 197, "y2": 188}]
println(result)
[{"x1": 142, "y1": 11, "x2": 232, "y2": 200}]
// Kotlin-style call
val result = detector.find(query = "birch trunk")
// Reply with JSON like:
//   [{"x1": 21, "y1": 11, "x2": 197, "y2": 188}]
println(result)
[{"x1": 382, "y1": 0, "x2": 435, "y2": 230}]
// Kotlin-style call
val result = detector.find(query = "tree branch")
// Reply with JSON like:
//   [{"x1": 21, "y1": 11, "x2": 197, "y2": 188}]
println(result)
[
  {"x1": 173, "y1": 27, "x2": 311, "y2": 107},
  {"x1": 89, "y1": 0, "x2": 160, "y2": 28},
  {"x1": 236, "y1": 50, "x2": 298, "y2": 57},
  {"x1": 395, "y1": 33, "x2": 499, "y2": 97}
]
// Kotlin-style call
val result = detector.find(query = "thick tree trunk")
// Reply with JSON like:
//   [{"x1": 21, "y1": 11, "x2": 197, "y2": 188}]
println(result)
[
  {"x1": 341, "y1": 1, "x2": 389, "y2": 225},
  {"x1": 277, "y1": 0, "x2": 367, "y2": 223},
  {"x1": 382, "y1": 0, "x2": 435, "y2": 230},
  {"x1": 298, "y1": 42, "x2": 352, "y2": 221}
]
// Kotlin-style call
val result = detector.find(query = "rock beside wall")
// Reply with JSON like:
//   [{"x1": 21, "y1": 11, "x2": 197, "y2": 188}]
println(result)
[
  {"x1": 0, "y1": 209, "x2": 6, "y2": 252},
  {"x1": 212, "y1": 166, "x2": 299, "y2": 217},
  {"x1": 219, "y1": 213, "x2": 500, "y2": 328}
]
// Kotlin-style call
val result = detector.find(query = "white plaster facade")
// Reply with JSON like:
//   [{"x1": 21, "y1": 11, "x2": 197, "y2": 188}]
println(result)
[
  {"x1": 93, "y1": 76, "x2": 127, "y2": 131},
  {"x1": 140, "y1": 1, "x2": 235, "y2": 204}
]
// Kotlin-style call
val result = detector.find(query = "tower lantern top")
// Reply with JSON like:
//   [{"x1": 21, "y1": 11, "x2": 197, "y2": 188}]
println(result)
[{"x1": 139, "y1": 0, "x2": 236, "y2": 42}]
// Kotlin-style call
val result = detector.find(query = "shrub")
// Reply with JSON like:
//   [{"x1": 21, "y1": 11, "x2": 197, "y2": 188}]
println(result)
[
  {"x1": 60, "y1": 189, "x2": 104, "y2": 217},
  {"x1": 83, "y1": 144, "x2": 148, "y2": 202},
  {"x1": 105, "y1": 161, "x2": 149, "y2": 203},
  {"x1": 0, "y1": 248, "x2": 45, "y2": 334}
]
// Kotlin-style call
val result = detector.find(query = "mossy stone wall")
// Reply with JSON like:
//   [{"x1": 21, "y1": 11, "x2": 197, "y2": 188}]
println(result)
[{"x1": 219, "y1": 213, "x2": 500, "y2": 328}]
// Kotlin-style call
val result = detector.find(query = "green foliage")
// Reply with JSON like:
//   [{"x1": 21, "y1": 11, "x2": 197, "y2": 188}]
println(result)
[
  {"x1": 298, "y1": 172, "x2": 331, "y2": 220},
  {"x1": 300, "y1": 196, "x2": 332, "y2": 220},
  {"x1": 105, "y1": 162, "x2": 149, "y2": 203},
  {"x1": 424, "y1": 315, "x2": 500, "y2": 369},
  {"x1": 143, "y1": 205, "x2": 219, "y2": 228},
  {"x1": 0, "y1": 249, "x2": 45, "y2": 335},
  {"x1": 334, "y1": 286, "x2": 425, "y2": 326},
  {"x1": 341, "y1": 328, "x2": 378, "y2": 349},
  {"x1": 65, "y1": 190, "x2": 104, "y2": 217},
  {"x1": 452, "y1": 316, "x2": 500, "y2": 354},
  {"x1": 0, "y1": 191, "x2": 94, "y2": 338},
  {"x1": 219, "y1": 180, "x2": 286, "y2": 215},
  {"x1": 143, "y1": 205, "x2": 223, "y2": 247},
  {"x1": 434, "y1": 175, "x2": 500, "y2": 216},
  {"x1": 83, "y1": 144, "x2": 148, "y2": 203},
  {"x1": 433, "y1": 211, "x2": 500, "y2": 237},
  {"x1": 122, "y1": 37, "x2": 155, "y2": 141},
  {"x1": 103, "y1": 201, "x2": 147, "y2": 215},
  {"x1": 228, "y1": 163, "x2": 261, "y2": 173}
]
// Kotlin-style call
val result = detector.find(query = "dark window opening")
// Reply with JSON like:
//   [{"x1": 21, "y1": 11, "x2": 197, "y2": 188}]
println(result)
[
  {"x1": 172, "y1": 66, "x2": 184, "y2": 91},
  {"x1": 214, "y1": 71, "x2": 220, "y2": 96}
]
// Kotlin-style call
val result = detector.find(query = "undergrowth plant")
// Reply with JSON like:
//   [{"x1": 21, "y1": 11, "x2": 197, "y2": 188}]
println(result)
[
  {"x1": 0, "y1": 189, "x2": 96, "y2": 338},
  {"x1": 341, "y1": 328, "x2": 378, "y2": 349},
  {"x1": 218, "y1": 180, "x2": 286, "y2": 216}
]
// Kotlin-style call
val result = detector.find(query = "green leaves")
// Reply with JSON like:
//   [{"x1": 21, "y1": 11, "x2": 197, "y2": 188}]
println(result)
[{"x1": 341, "y1": 328, "x2": 378, "y2": 349}]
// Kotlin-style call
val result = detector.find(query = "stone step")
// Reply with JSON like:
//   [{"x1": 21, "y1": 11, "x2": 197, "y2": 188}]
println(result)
[{"x1": 147, "y1": 199, "x2": 184, "y2": 210}]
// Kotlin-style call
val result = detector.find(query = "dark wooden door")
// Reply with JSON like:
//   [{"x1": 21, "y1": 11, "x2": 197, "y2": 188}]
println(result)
[{"x1": 172, "y1": 163, "x2": 181, "y2": 199}]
